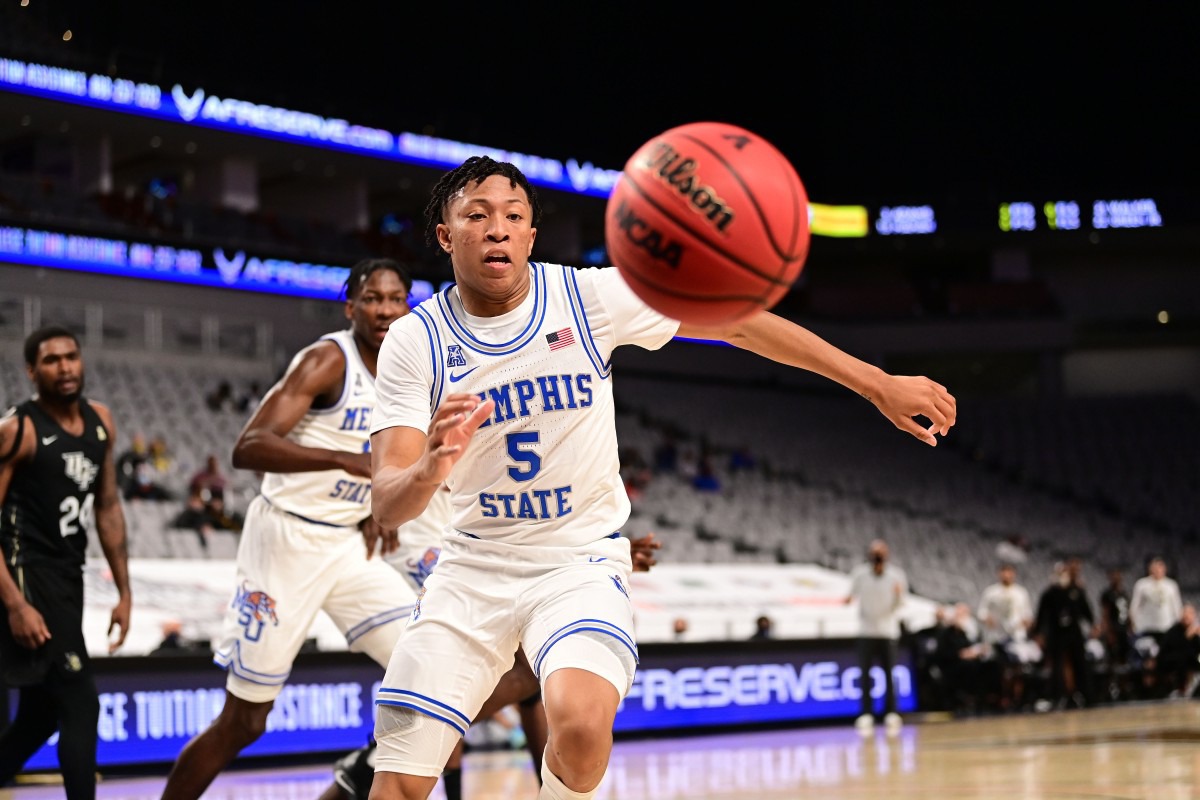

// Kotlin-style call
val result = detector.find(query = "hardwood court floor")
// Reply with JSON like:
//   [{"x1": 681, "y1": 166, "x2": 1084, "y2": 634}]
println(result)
[{"x1": 3, "y1": 700, "x2": 1197, "y2": 799}]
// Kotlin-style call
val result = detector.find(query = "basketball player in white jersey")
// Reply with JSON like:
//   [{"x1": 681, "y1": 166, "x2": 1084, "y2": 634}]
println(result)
[
  {"x1": 159, "y1": 258, "x2": 417, "y2": 800},
  {"x1": 367, "y1": 156, "x2": 958, "y2": 800}
]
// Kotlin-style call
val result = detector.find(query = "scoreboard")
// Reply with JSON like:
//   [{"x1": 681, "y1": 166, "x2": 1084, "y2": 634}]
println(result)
[{"x1": 998, "y1": 198, "x2": 1163, "y2": 232}]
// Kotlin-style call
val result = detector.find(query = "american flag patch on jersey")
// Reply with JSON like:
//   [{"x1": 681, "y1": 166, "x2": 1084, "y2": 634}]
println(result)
[{"x1": 546, "y1": 328, "x2": 575, "y2": 351}]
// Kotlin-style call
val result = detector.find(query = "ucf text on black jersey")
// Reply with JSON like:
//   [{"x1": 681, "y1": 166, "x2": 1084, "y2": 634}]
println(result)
[{"x1": 1, "y1": 398, "x2": 109, "y2": 570}]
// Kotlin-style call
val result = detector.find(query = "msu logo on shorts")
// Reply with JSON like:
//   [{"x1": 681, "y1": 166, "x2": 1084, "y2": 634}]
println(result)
[
  {"x1": 407, "y1": 546, "x2": 441, "y2": 589},
  {"x1": 233, "y1": 581, "x2": 280, "y2": 642}
]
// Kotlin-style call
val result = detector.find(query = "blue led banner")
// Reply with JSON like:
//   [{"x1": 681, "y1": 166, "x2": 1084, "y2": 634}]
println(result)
[
  {"x1": 0, "y1": 57, "x2": 622, "y2": 199},
  {"x1": 616, "y1": 642, "x2": 916, "y2": 732},
  {"x1": 0, "y1": 223, "x2": 444, "y2": 303},
  {"x1": 18, "y1": 658, "x2": 381, "y2": 769},
  {"x1": 11, "y1": 640, "x2": 915, "y2": 770}
]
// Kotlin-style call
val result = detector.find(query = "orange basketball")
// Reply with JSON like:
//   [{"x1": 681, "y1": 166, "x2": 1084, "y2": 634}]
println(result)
[{"x1": 605, "y1": 122, "x2": 810, "y2": 326}]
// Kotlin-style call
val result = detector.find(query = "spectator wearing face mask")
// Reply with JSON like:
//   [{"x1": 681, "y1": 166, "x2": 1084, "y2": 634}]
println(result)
[{"x1": 845, "y1": 538, "x2": 908, "y2": 735}]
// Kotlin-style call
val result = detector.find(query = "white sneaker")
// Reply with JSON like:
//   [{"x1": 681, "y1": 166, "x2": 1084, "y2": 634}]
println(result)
[
  {"x1": 855, "y1": 713, "x2": 875, "y2": 734},
  {"x1": 884, "y1": 712, "x2": 903, "y2": 734}
]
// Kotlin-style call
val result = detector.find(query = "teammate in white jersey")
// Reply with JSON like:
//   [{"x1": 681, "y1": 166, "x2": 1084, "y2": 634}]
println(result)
[
  {"x1": 159, "y1": 259, "x2": 416, "y2": 799},
  {"x1": 367, "y1": 156, "x2": 958, "y2": 800}
]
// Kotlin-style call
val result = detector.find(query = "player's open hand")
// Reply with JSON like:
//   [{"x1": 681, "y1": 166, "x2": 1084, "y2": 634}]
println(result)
[
  {"x1": 871, "y1": 374, "x2": 956, "y2": 446},
  {"x1": 420, "y1": 393, "x2": 494, "y2": 483}
]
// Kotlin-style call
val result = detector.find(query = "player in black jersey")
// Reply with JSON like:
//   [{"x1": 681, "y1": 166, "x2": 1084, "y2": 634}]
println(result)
[{"x1": 0, "y1": 325, "x2": 132, "y2": 800}]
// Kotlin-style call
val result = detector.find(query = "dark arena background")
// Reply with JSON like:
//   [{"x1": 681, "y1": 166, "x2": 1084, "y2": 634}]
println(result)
[{"x1": 2, "y1": 3, "x2": 1198, "y2": 798}]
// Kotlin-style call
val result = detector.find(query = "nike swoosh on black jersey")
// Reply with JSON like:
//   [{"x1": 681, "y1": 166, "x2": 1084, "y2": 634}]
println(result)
[{"x1": 448, "y1": 367, "x2": 479, "y2": 383}]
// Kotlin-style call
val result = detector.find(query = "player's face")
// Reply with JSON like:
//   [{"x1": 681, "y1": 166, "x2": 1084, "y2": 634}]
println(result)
[
  {"x1": 28, "y1": 336, "x2": 84, "y2": 402},
  {"x1": 347, "y1": 269, "x2": 410, "y2": 350},
  {"x1": 437, "y1": 174, "x2": 537, "y2": 312}
]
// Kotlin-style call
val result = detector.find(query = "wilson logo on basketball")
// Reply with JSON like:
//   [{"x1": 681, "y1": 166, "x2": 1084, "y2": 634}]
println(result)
[
  {"x1": 610, "y1": 198, "x2": 683, "y2": 269},
  {"x1": 640, "y1": 142, "x2": 735, "y2": 233}
]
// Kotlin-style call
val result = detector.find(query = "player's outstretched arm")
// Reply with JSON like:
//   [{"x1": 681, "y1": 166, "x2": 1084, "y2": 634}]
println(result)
[
  {"x1": 232, "y1": 342, "x2": 371, "y2": 478},
  {"x1": 677, "y1": 311, "x2": 956, "y2": 446},
  {"x1": 93, "y1": 402, "x2": 132, "y2": 652},
  {"x1": 370, "y1": 393, "x2": 493, "y2": 530}
]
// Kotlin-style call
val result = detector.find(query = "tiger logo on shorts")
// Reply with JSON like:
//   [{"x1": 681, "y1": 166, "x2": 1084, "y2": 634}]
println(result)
[
  {"x1": 234, "y1": 581, "x2": 280, "y2": 642},
  {"x1": 407, "y1": 546, "x2": 442, "y2": 589}
]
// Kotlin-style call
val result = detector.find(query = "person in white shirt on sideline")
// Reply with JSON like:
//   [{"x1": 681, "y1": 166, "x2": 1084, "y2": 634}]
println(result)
[
  {"x1": 1130, "y1": 556, "x2": 1183, "y2": 648},
  {"x1": 978, "y1": 562, "x2": 1039, "y2": 710},
  {"x1": 845, "y1": 539, "x2": 908, "y2": 734}
]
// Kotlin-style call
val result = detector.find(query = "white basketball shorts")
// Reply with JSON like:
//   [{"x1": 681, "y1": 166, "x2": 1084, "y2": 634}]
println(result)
[
  {"x1": 213, "y1": 494, "x2": 417, "y2": 703},
  {"x1": 373, "y1": 532, "x2": 638, "y2": 771}
]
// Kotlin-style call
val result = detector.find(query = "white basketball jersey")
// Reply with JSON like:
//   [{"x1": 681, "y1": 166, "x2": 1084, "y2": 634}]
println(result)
[
  {"x1": 372, "y1": 264, "x2": 678, "y2": 547},
  {"x1": 260, "y1": 329, "x2": 376, "y2": 528}
]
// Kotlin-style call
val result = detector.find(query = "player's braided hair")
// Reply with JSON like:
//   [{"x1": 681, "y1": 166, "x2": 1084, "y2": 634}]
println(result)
[
  {"x1": 341, "y1": 257, "x2": 412, "y2": 300},
  {"x1": 423, "y1": 156, "x2": 542, "y2": 251}
]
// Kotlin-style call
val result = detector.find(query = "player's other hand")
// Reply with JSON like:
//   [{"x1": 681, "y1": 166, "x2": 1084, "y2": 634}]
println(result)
[
  {"x1": 341, "y1": 451, "x2": 373, "y2": 479},
  {"x1": 630, "y1": 532, "x2": 662, "y2": 572},
  {"x1": 360, "y1": 516, "x2": 398, "y2": 559},
  {"x1": 107, "y1": 595, "x2": 131, "y2": 653},
  {"x1": 9, "y1": 601, "x2": 51, "y2": 649},
  {"x1": 871, "y1": 374, "x2": 957, "y2": 446}
]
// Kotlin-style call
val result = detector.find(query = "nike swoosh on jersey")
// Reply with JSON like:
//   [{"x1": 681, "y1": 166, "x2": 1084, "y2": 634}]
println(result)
[
  {"x1": 41, "y1": 435, "x2": 58, "y2": 445},
  {"x1": 448, "y1": 367, "x2": 479, "y2": 383}
]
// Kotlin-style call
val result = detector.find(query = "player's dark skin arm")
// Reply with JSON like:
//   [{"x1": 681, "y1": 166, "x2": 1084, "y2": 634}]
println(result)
[
  {"x1": 233, "y1": 342, "x2": 394, "y2": 557},
  {"x1": 92, "y1": 402, "x2": 132, "y2": 652},
  {"x1": 232, "y1": 341, "x2": 371, "y2": 478},
  {"x1": 0, "y1": 414, "x2": 51, "y2": 649}
]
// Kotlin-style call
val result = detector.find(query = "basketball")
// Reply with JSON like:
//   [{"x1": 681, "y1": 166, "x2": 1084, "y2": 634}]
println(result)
[{"x1": 605, "y1": 121, "x2": 810, "y2": 326}]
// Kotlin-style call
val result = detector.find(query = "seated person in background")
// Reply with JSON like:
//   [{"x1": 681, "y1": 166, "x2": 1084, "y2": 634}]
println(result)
[
  {"x1": 936, "y1": 602, "x2": 1001, "y2": 714},
  {"x1": 117, "y1": 433, "x2": 173, "y2": 500},
  {"x1": 189, "y1": 454, "x2": 228, "y2": 509},
  {"x1": 912, "y1": 605, "x2": 954, "y2": 711},
  {"x1": 116, "y1": 431, "x2": 150, "y2": 493},
  {"x1": 728, "y1": 444, "x2": 756, "y2": 472},
  {"x1": 1157, "y1": 603, "x2": 1200, "y2": 698},
  {"x1": 652, "y1": 433, "x2": 679, "y2": 474},
  {"x1": 173, "y1": 457, "x2": 242, "y2": 547},
  {"x1": 148, "y1": 434, "x2": 173, "y2": 475},
  {"x1": 205, "y1": 380, "x2": 234, "y2": 412},
  {"x1": 125, "y1": 461, "x2": 173, "y2": 501},
  {"x1": 233, "y1": 381, "x2": 263, "y2": 414},
  {"x1": 171, "y1": 492, "x2": 218, "y2": 549},
  {"x1": 691, "y1": 450, "x2": 722, "y2": 492}
]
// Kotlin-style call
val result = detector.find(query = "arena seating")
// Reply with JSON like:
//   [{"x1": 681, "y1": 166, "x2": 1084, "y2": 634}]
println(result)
[
  {"x1": 4, "y1": 332, "x2": 1196, "y2": 615},
  {"x1": 614, "y1": 375, "x2": 1199, "y2": 610}
]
